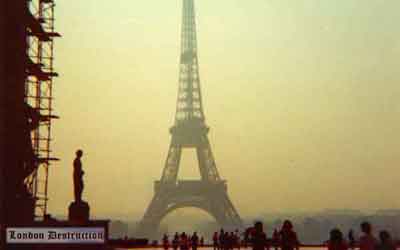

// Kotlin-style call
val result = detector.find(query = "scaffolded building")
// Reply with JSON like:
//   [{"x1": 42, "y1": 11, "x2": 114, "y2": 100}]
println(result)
[{"x1": 25, "y1": 0, "x2": 60, "y2": 219}]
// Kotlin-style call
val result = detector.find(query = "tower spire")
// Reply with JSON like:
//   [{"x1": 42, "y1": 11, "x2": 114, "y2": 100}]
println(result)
[{"x1": 175, "y1": 0, "x2": 204, "y2": 122}]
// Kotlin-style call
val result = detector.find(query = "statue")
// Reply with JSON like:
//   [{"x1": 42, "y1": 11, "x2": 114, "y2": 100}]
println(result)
[
  {"x1": 73, "y1": 149, "x2": 84, "y2": 202},
  {"x1": 68, "y1": 149, "x2": 90, "y2": 222}
]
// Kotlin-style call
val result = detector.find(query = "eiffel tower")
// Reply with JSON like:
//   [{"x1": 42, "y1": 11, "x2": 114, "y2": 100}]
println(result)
[{"x1": 136, "y1": 0, "x2": 243, "y2": 238}]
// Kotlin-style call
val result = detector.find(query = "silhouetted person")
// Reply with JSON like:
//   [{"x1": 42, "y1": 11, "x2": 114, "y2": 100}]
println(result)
[
  {"x1": 328, "y1": 229, "x2": 348, "y2": 250},
  {"x1": 234, "y1": 230, "x2": 240, "y2": 250},
  {"x1": 251, "y1": 221, "x2": 268, "y2": 250},
  {"x1": 348, "y1": 229, "x2": 355, "y2": 250},
  {"x1": 244, "y1": 228, "x2": 251, "y2": 248},
  {"x1": 219, "y1": 229, "x2": 225, "y2": 250},
  {"x1": 73, "y1": 149, "x2": 85, "y2": 202},
  {"x1": 173, "y1": 232, "x2": 180, "y2": 250},
  {"x1": 279, "y1": 220, "x2": 299, "y2": 250},
  {"x1": 163, "y1": 234, "x2": 170, "y2": 250},
  {"x1": 229, "y1": 232, "x2": 236, "y2": 250},
  {"x1": 213, "y1": 232, "x2": 219, "y2": 250},
  {"x1": 200, "y1": 237, "x2": 204, "y2": 247},
  {"x1": 272, "y1": 229, "x2": 279, "y2": 250},
  {"x1": 191, "y1": 232, "x2": 199, "y2": 250},
  {"x1": 376, "y1": 231, "x2": 396, "y2": 250},
  {"x1": 226, "y1": 232, "x2": 232, "y2": 250},
  {"x1": 359, "y1": 222, "x2": 378, "y2": 250},
  {"x1": 180, "y1": 232, "x2": 189, "y2": 250},
  {"x1": 221, "y1": 232, "x2": 226, "y2": 250}
]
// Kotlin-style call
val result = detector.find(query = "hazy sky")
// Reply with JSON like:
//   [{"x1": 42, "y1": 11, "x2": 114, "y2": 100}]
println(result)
[{"x1": 49, "y1": 0, "x2": 400, "y2": 221}]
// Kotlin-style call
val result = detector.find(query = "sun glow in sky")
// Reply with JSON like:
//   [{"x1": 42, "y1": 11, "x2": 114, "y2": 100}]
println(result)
[{"x1": 49, "y1": 0, "x2": 400, "y2": 220}]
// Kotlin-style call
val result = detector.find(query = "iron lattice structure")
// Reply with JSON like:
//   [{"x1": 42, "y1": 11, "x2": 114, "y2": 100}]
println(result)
[
  {"x1": 25, "y1": 0, "x2": 60, "y2": 219},
  {"x1": 137, "y1": 0, "x2": 243, "y2": 238}
]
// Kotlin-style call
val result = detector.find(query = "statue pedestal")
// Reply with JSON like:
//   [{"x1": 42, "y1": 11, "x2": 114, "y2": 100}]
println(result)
[{"x1": 68, "y1": 200, "x2": 90, "y2": 223}]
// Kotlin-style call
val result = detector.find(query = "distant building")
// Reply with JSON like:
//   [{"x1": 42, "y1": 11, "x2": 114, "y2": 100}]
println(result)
[
  {"x1": 322, "y1": 209, "x2": 363, "y2": 215},
  {"x1": 109, "y1": 220, "x2": 129, "y2": 239},
  {"x1": 375, "y1": 209, "x2": 400, "y2": 216}
]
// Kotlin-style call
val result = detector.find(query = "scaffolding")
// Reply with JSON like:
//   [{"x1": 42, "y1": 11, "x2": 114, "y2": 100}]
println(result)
[{"x1": 25, "y1": 0, "x2": 60, "y2": 219}]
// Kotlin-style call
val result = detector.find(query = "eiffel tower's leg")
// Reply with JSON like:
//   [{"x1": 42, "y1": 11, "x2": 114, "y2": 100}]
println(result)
[
  {"x1": 138, "y1": 140, "x2": 182, "y2": 237},
  {"x1": 208, "y1": 186, "x2": 244, "y2": 230},
  {"x1": 220, "y1": 192, "x2": 244, "y2": 228},
  {"x1": 160, "y1": 140, "x2": 182, "y2": 183},
  {"x1": 197, "y1": 136, "x2": 244, "y2": 228},
  {"x1": 136, "y1": 191, "x2": 168, "y2": 238},
  {"x1": 196, "y1": 136, "x2": 221, "y2": 181}
]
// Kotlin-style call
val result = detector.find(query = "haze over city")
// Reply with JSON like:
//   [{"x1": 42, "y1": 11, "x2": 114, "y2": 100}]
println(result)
[{"x1": 49, "y1": 0, "x2": 400, "y2": 222}]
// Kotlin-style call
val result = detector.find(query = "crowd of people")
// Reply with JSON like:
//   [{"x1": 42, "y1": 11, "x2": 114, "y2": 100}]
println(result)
[
  {"x1": 244, "y1": 220, "x2": 300, "y2": 250},
  {"x1": 212, "y1": 229, "x2": 241, "y2": 250},
  {"x1": 160, "y1": 220, "x2": 398, "y2": 250},
  {"x1": 161, "y1": 232, "x2": 205, "y2": 250},
  {"x1": 326, "y1": 222, "x2": 397, "y2": 250}
]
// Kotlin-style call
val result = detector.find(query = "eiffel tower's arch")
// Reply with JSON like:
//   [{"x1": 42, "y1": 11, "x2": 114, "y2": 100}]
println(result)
[
  {"x1": 137, "y1": 181, "x2": 243, "y2": 238},
  {"x1": 155, "y1": 200, "x2": 226, "y2": 231}
]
